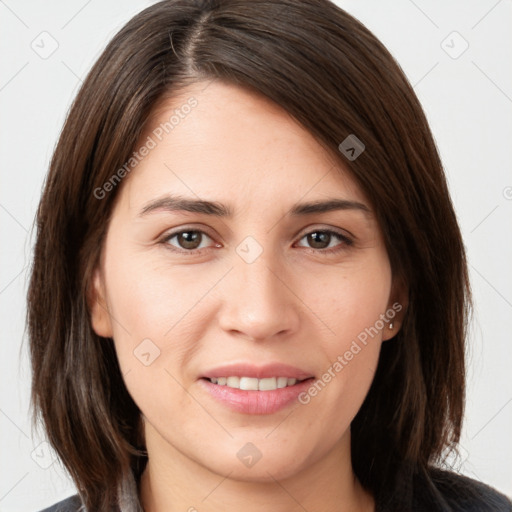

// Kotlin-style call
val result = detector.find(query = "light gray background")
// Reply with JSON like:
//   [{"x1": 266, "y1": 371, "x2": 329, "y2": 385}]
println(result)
[{"x1": 1, "y1": 1, "x2": 511, "y2": 510}]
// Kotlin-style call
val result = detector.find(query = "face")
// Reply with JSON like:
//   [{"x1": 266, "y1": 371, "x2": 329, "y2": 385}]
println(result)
[{"x1": 90, "y1": 80, "x2": 406, "y2": 482}]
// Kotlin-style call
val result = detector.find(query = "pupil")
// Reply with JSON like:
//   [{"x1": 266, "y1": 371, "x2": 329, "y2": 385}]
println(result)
[
  {"x1": 308, "y1": 232, "x2": 329, "y2": 249},
  {"x1": 179, "y1": 231, "x2": 201, "y2": 249}
]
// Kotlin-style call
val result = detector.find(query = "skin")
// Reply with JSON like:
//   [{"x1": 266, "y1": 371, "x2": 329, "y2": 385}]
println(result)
[{"x1": 90, "y1": 80, "x2": 407, "y2": 512}]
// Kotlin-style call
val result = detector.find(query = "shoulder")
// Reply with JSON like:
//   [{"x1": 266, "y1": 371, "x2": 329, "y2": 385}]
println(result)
[
  {"x1": 414, "y1": 466, "x2": 512, "y2": 511},
  {"x1": 37, "y1": 494, "x2": 83, "y2": 512}
]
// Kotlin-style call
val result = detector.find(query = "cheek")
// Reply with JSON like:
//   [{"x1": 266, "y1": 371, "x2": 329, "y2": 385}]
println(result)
[
  {"x1": 103, "y1": 247, "x2": 210, "y2": 335},
  {"x1": 298, "y1": 255, "x2": 391, "y2": 417},
  {"x1": 101, "y1": 246, "x2": 229, "y2": 380},
  {"x1": 101, "y1": 252, "x2": 209, "y2": 426},
  {"x1": 309, "y1": 255, "x2": 392, "y2": 349}
]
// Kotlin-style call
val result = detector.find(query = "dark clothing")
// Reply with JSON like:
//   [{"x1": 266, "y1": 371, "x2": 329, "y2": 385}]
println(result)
[
  {"x1": 39, "y1": 466, "x2": 512, "y2": 512},
  {"x1": 39, "y1": 495, "x2": 82, "y2": 512}
]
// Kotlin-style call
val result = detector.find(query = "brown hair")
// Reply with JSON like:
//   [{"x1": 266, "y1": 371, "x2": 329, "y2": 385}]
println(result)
[{"x1": 27, "y1": 0, "x2": 471, "y2": 509}]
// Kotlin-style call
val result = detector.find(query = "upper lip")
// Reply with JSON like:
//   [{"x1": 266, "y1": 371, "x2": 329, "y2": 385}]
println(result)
[{"x1": 201, "y1": 363, "x2": 314, "y2": 380}]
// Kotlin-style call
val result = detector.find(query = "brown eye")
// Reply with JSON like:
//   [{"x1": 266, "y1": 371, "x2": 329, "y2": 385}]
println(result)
[
  {"x1": 296, "y1": 229, "x2": 353, "y2": 252},
  {"x1": 163, "y1": 230, "x2": 216, "y2": 252},
  {"x1": 307, "y1": 231, "x2": 331, "y2": 249}
]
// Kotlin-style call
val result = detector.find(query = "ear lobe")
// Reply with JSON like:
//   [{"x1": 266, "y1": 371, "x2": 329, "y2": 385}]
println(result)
[
  {"x1": 382, "y1": 275, "x2": 409, "y2": 341},
  {"x1": 88, "y1": 268, "x2": 113, "y2": 338}
]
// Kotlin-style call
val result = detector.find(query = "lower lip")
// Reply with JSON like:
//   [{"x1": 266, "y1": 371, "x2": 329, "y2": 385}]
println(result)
[{"x1": 198, "y1": 377, "x2": 315, "y2": 415}]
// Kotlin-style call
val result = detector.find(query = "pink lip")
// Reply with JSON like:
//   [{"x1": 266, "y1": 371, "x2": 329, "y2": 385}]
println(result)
[
  {"x1": 198, "y1": 377, "x2": 315, "y2": 415},
  {"x1": 201, "y1": 362, "x2": 313, "y2": 380}
]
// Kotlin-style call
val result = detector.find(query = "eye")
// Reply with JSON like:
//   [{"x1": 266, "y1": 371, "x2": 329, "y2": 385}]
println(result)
[
  {"x1": 295, "y1": 229, "x2": 353, "y2": 253},
  {"x1": 161, "y1": 229, "x2": 219, "y2": 252}
]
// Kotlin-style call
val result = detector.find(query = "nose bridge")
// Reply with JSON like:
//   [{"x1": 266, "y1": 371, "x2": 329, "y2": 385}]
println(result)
[{"x1": 218, "y1": 235, "x2": 299, "y2": 340}]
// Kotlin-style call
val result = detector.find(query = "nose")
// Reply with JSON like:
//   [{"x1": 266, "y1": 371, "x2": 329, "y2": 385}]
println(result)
[{"x1": 217, "y1": 245, "x2": 301, "y2": 342}]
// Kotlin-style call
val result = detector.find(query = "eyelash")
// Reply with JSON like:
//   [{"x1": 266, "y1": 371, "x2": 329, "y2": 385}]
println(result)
[{"x1": 159, "y1": 227, "x2": 354, "y2": 255}]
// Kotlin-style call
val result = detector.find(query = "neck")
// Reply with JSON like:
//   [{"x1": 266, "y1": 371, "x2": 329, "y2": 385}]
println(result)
[{"x1": 139, "y1": 422, "x2": 374, "y2": 512}]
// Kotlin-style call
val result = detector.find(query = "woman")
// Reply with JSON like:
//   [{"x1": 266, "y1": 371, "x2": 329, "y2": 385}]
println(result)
[{"x1": 28, "y1": 0, "x2": 512, "y2": 511}]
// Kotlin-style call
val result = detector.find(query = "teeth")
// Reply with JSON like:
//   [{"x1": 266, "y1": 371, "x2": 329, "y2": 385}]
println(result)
[
  {"x1": 257, "y1": 377, "x2": 276, "y2": 391},
  {"x1": 277, "y1": 377, "x2": 288, "y2": 388},
  {"x1": 227, "y1": 376, "x2": 240, "y2": 388},
  {"x1": 208, "y1": 376, "x2": 302, "y2": 391}
]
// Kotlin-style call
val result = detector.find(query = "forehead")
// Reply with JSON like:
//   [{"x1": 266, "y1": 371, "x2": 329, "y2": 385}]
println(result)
[{"x1": 121, "y1": 80, "x2": 369, "y2": 213}]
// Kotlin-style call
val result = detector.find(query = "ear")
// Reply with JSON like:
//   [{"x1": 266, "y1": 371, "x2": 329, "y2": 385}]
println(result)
[
  {"x1": 382, "y1": 273, "x2": 409, "y2": 341},
  {"x1": 87, "y1": 267, "x2": 113, "y2": 338}
]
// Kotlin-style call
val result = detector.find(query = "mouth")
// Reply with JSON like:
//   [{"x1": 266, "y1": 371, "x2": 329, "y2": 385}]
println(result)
[
  {"x1": 201, "y1": 376, "x2": 314, "y2": 391},
  {"x1": 198, "y1": 362, "x2": 315, "y2": 414},
  {"x1": 199, "y1": 376, "x2": 316, "y2": 415}
]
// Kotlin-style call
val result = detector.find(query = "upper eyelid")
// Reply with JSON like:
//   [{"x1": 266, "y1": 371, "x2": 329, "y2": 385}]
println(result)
[
  {"x1": 296, "y1": 225, "x2": 354, "y2": 240},
  {"x1": 162, "y1": 226, "x2": 217, "y2": 242}
]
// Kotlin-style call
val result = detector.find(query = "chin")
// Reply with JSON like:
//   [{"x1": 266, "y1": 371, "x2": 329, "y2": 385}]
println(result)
[{"x1": 202, "y1": 447, "x2": 309, "y2": 483}]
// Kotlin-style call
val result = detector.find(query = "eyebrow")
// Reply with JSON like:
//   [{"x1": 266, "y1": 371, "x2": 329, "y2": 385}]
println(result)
[{"x1": 138, "y1": 194, "x2": 371, "y2": 218}]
